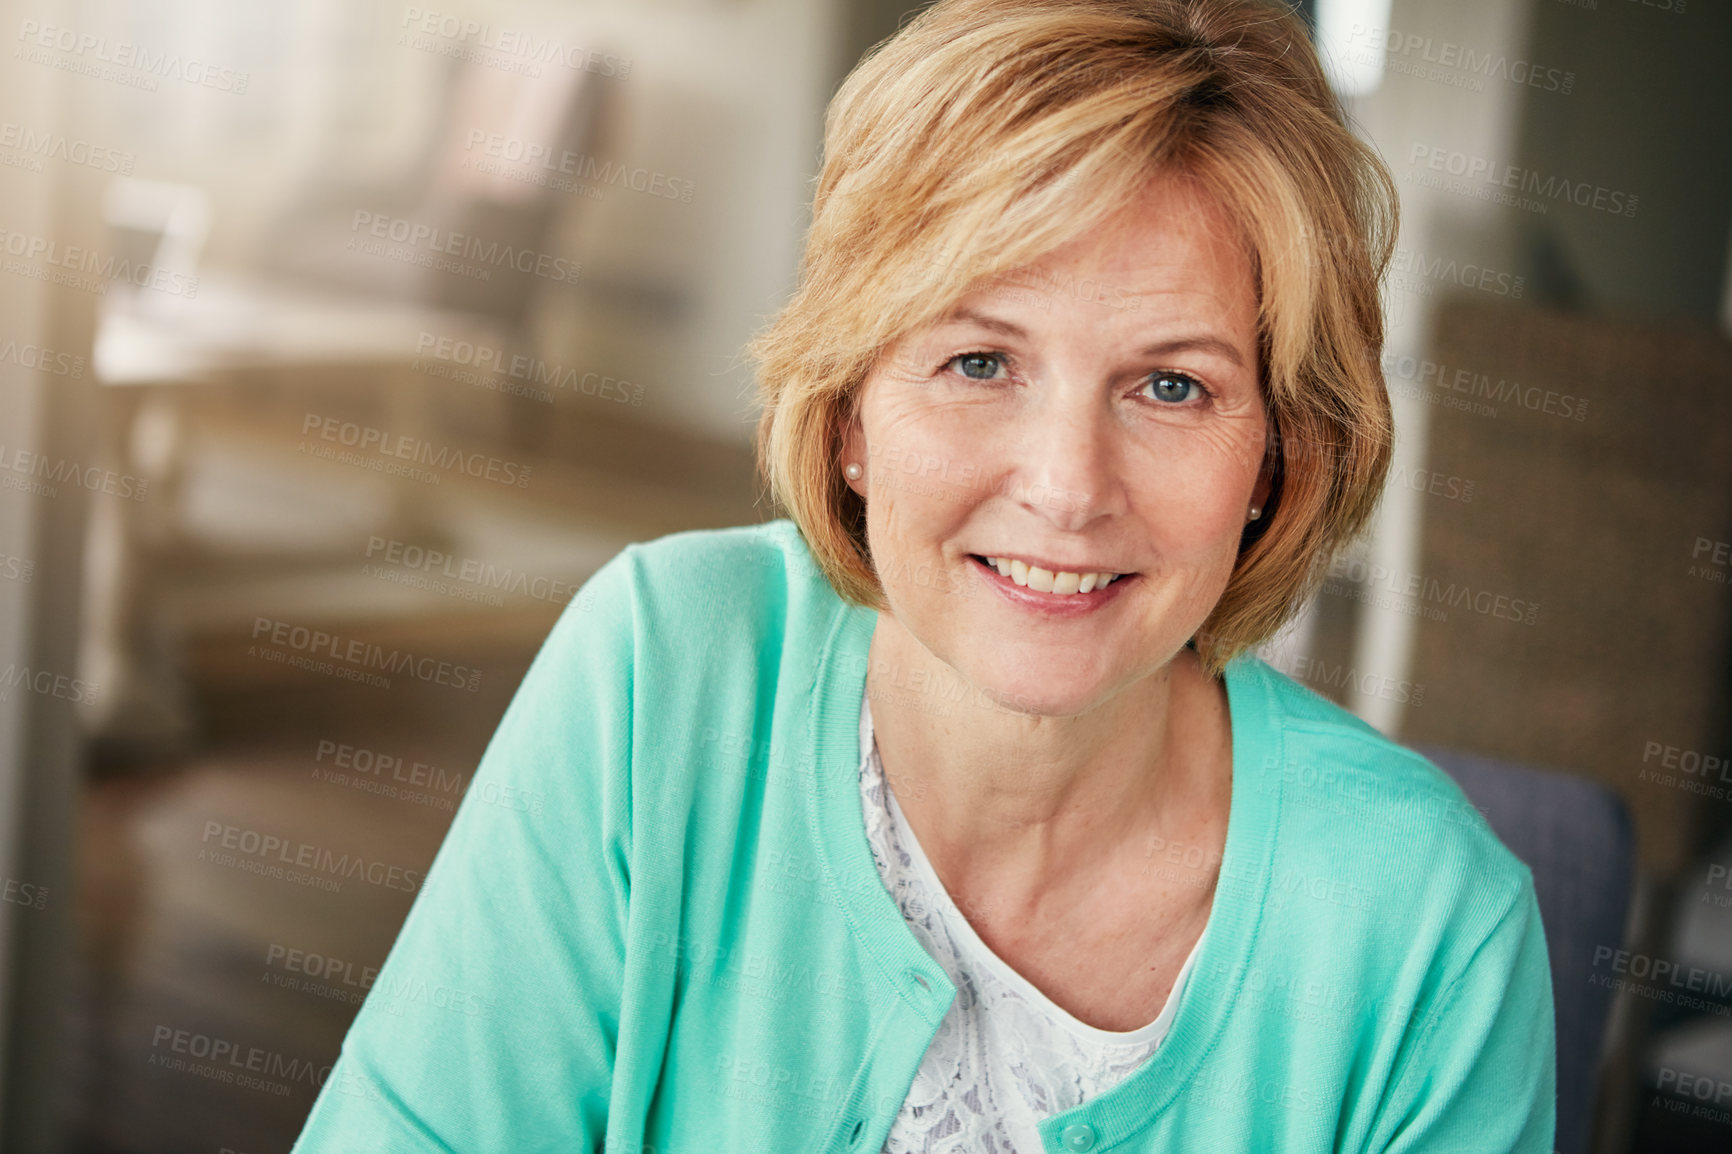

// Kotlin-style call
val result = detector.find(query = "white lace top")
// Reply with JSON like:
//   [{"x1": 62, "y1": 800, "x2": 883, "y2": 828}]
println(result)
[{"x1": 857, "y1": 692, "x2": 1205, "y2": 1154}]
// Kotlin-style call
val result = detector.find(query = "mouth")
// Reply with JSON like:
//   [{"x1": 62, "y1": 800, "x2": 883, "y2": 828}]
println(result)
[{"x1": 967, "y1": 554, "x2": 1138, "y2": 602}]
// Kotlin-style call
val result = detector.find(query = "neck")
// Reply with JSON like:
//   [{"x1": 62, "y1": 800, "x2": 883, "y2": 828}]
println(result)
[{"x1": 864, "y1": 612, "x2": 1231, "y2": 919}]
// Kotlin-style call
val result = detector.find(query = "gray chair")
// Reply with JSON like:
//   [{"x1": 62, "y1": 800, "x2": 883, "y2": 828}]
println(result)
[{"x1": 1413, "y1": 746, "x2": 1637, "y2": 1154}]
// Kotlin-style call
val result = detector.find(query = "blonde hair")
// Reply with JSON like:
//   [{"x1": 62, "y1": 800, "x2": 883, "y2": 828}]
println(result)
[{"x1": 748, "y1": 0, "x2": 1397, "y2": 675}]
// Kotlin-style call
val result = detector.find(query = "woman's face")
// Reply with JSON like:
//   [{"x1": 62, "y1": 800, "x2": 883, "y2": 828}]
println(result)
[{"x1": 842, "y1": 172, "x2": 1269, "y2": 717}]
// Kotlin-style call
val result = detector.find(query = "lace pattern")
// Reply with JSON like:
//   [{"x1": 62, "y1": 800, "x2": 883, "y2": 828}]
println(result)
[{"x1": 858, "y1": 692, "x2": 1200, "y2": 1154}]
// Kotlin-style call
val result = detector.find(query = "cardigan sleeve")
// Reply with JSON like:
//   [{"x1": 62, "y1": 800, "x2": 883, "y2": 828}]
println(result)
[
  {"x1": 291, "y1": 546, "x2": 639, "y2": 1153},
  {"x1": 1368, "y1": 872, "x2": 1557, "y2": 1154}
]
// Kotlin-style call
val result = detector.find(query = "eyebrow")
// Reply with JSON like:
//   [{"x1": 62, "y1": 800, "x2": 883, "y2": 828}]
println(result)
[
  {"x1": 1137, "y1": 336, "x2": 1246, "y2": 369},
  {"x1": 946, "y1": 307, "x2": 1029, "y2": 339},
  {"x1": 941, "y1": 307, "x2": 1247, "y2": 369}
]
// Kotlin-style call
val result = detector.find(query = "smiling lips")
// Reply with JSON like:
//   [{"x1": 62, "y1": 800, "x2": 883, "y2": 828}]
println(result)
[{"x1": 975, "y1": 555, "x2": 1127, "y2": 596}]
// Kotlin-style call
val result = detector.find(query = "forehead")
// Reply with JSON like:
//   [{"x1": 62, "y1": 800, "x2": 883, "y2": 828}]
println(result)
[
  {"x1": 920, "y1": 172, "x2": 1260, "y2": 360},
  {"x1": 1026, "y1": 172, "x2": 1254, "y2": 302}
]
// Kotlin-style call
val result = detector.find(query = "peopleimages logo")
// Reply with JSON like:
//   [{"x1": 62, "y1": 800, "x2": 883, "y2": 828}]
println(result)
[
  {"x1": 148, "y1": 1025, "x2": 329, "y2": 1096},
  {"x1": 312, "y1": 737, "x2": 467, "y2": 813},
  {"x1": 1388, "y1": 246, "x2": 1524, "y2": 299},
  {"x1": 1689, "y1": 536, "x2": 1730, "y2": 588},
  {"x1": 1386, "y1": 463, "x2": 1475, "y2": 504},
  {"x1": 1265, "y1": 651, "x2": 1424, "y2": 707},
  {"x1": 0, "y1": 337, "x2": 82, "y2": 377},
  {"x1": 349, "y1": 210, "x2": 581, "y2": 284},
  {"x1": 0, "y1": 662, "x2": 98, "y2": 705},
  {"x1": 0, "y1": 442, "x2": 149, "y2": 501},
  {"x1": 1591, "y1": 945, "x2": 1732, "y2": 1003},
  {"x1": 199, "y1": 820, "x2": 423, "y2": 894},
  {"x1": 298, "y1": 412, "x2": 532, "y2": 489},
  {"x1": 1695, "y1": 538, "x2": 1732, "y2": 566},
  {"x1": 268, "y1": 943, "x2": 376, "y2": 984},
  {"x1": 414, "y1": 332, "x2": 644, "y2": 406},
  {"x1": 1657, "y1": 1066, "x2": 1732, "y2": 1113},
  {"x1": 1347, "y1": 24, "x2": 1575, "y2": 94},
  {"x1": 1408, "y1": 145, "x2": 1639, "y2": 218},
  {"x1": 2, "y1": 876, "x2": 46, "y2": 911},
  {"x1": 0, "y1": 120, "x2": 135, "y2": 174},
  {"x1": 15, "y1": 20, "x2": 250, "y2": 93},
  {"x1": 0, "y1": 223, "x2": 200, "y2": 297},
  {"x1": 1380, "y1": 350, "x2": 1590, "y2": 423},
  {"x1": 250, "y1": 615, "x2": 483, "y2": 692},
  {"x1": 264, "y1": 942, "x2": 379, "y2": 1004},
  {"x1": 364, "y1": 535, "x2": 588, "y2": 608},
  {"x1": 398, "y1": 8, "x2": 633, "y2": 78},
  {"x1": 461, "y1": 130, "x2": 695, "y2": 204},
  {"x1": 1323, "y1": 556, "x2": 1540, "y2": 626},
  {"x1": 1641, "y1": 740, "x2": 1732, "y2": 786}
]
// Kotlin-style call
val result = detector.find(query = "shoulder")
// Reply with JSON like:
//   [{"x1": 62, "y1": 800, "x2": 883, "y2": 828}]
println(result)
[
  {"x1": 1229, "y1": 656, "x2": 1532, "y2": 957},
  {"x1": 515, "y1": 519, "x2": 853, "y2": 801},
  {"x1": 610, "y1": 518, "x2": 835, "y2": 628},
  {"x1": 570, "y1": 519, "x2": 826, "y2": 617},
  {"x1": 554, "y1": 518, "x2": 845, "y2": 676},
  {"x1": 619, "y1": 518, "x2": 824, "y2": 589},
  {"x1": 1233, "y1": 653, "x2": 1508, "y2": 864}
]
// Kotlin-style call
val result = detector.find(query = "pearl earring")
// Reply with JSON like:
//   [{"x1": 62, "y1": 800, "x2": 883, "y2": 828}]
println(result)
[
  {"x1": 1248, "y1": 505, "x2": 1262, "y2": 521},
  {"x1": 844, "y1": 462, "x2": 862, "y2": 481}
]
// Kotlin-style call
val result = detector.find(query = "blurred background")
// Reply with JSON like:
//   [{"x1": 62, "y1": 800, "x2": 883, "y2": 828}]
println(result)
[{"x1": 0, "y1": 0, "x2": 1727, "y2": 1150}]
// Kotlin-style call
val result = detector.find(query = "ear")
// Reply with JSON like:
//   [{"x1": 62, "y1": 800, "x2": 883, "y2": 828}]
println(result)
[{"x1": 1251, "y1": 415, "x2": 1278, "y2": 511}]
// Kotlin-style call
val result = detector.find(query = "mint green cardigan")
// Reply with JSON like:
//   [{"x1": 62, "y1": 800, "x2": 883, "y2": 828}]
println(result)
[{"x1": 291, "y1": 518, "x2": 1555, "y2": 1153}]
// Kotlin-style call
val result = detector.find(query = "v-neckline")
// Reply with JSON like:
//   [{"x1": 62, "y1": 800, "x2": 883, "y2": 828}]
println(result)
[
  {"x1": 858, "y1": 687, "x2": 1208, "y2": 1044},
  {"x1": 804, "y1": 599, "x2": 1284, "y2": 1143}
]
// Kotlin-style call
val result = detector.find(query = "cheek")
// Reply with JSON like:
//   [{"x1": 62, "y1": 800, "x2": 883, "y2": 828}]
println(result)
[
  {"x1": 866, "y1": 404, "x2": 977, "y2": 528},
  {"x1": 869, "y1": 483, "x2": 967, "y2": 595},
  {"x1": 1126, "y1": 433, "x2": 1261, "y2": 554},
  {"x1": 877, "y1": 393, "x2": 971, "y2": 466}
]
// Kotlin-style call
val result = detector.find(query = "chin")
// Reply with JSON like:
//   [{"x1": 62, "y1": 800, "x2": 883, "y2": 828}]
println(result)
[{"x1": 963, "y1": 665, "x2": 1118, "y2": 720}]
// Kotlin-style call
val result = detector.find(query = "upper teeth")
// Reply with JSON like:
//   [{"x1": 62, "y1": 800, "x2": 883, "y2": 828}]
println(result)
[{"x1": 986, "y1": 557, "x2": 1123, "y2": 594}]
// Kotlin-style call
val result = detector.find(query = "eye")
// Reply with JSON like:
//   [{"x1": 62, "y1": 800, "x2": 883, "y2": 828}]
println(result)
[
  {"x1": 1142, "y1": 370, "x2": 1202, "y2": 404},
  {"x1": 946, "y1": 352, "x2": 1006, "y2": 381}
]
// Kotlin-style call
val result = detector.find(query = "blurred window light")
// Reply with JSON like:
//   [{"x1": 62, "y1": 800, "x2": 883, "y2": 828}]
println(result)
[{"x1": 1315, "y1": 0, "x2": 1393, "y2": 99}]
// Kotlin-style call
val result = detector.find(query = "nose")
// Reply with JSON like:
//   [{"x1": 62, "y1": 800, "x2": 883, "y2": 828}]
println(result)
[{"x1": 1006, "y1": 390, "x2": 1125, "y2": 533}]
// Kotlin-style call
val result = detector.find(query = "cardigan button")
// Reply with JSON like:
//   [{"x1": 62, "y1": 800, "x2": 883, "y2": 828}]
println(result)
[{"x1": 1059, "y1": 1122, "x2": 1097, "y2": 1151}]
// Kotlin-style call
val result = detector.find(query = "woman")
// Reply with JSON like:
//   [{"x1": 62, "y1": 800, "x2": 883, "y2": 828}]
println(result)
[{"x1": 293, "y1": 1, "x2": 1554, "y2": 1151}]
